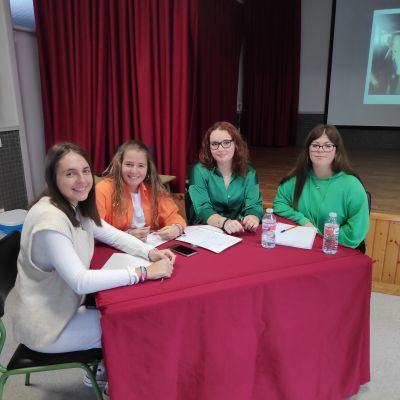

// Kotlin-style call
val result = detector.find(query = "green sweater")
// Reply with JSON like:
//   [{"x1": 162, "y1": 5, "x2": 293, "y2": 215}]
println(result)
[
  {"x1": 273, "y1": 171, "x2": 370, "y2": 248},
  {"x1": 188, "y1": 163, "x2": 263, "y2": 224}
]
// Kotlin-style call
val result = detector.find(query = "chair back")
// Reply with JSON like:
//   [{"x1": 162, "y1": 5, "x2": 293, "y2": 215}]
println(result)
[
  {"x1": 366, "y1": 191, "x2": 371, "y2": 214},
  {"x1": 184, "y1": 190, "x2": 195, "y2": 225},
  {"x1": 0, "y1": 233, "x2": 104, "y2": 400},
  {"x1": 356, "y1": 191, "x2": 372, "y2": 254},
  {"x1": 0, "y1": 231, "x2": 21, "y2": 318}
]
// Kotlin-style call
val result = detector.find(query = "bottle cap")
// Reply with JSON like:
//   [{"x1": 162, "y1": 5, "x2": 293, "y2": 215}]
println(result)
[
  {"x1": 329, "y1": 212, "x2": 337, "y2": 217},
  {"x1": 266, "y1": 208, "x2": 274, "y2": 213}
]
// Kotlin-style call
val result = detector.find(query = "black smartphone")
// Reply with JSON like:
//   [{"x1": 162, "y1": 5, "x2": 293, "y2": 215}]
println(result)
[{"x1": 169, "y1": 244, "x2": 198, "y2": 257}]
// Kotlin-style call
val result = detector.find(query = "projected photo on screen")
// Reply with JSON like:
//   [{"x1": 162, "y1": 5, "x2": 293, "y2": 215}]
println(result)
[
  {"x1": 328, "y1": 0, "x2": 400, "y2": 126},
  {"x1": 364, "y1": 9, "x2": 400, "y2": 104}
]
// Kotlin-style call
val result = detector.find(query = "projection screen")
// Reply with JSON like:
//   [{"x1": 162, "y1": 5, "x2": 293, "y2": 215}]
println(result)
[{"x1": 327, "y1": 0, "x2": 400, "y2": 127}]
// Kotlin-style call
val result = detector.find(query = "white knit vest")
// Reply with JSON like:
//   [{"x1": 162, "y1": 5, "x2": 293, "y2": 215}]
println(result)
[{"x1": 6, "y1": 197, "x2": 94, "y2": 348}]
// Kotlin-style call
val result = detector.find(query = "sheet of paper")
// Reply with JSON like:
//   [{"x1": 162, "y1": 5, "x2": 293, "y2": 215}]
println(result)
[
  {"x1": 146, "y1": 232, "x2": 168, "y2": 247},
  {"x1": 275, "y1": 223, "x2": 317, "y2": 250},
  {"x1": 176, "y1": 225, "x2": 242, "y2": 253},
  {"x1": 196, "y1": 225, "x2": 224, "y2": 234},
  {"x1": 102, "y1": 253, "x2": 150, "y2": 270}
]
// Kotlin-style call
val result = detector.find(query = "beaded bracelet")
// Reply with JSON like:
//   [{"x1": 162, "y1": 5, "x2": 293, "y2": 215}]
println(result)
[
  {"x1": 221, "y1": 218, "x2": 230, "y2": 232},
  {"x1": 140, "y1": 266, "x2": 147, "y2": 283},
  {"x1": 126, "y1": 266, "x2": 139, "y2": 285},
  {"x1": 132, "y1": 270, "x2": 139, "y2": 285}
]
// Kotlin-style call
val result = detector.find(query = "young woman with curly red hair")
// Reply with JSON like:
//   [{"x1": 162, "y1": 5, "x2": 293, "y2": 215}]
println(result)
[{"x1": 188, "y1": 121, "x2": 263, "y2": 234}]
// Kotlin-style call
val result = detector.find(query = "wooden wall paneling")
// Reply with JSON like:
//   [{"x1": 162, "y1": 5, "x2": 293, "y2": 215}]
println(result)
[
  {"x1": 395, "y1": 252, "x2": 400, "y2": 286},
  {"x1": 371, "y1": 281, "x2": 400, "y2": 296},
  {"x1": 394, "y1": 224, "x2": 400, "y2": 286},
  {"x1": 371, "y1": 220, "x2": 390, "y2": 282},
  {"x1": 382, "y1": 222, "x2": 400, "y2": 284},
  {"x1": 365, "y1": 218, "x2": 376, "y2": 258}
]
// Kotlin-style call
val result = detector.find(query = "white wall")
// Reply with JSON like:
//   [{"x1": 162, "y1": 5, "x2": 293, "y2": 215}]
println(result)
[
  {"x1": 13, "y1": 29, "x2": 46, "y2": 197},
  {"x1": 0, "y1": 0, "x2": 37, "y2": 202},
  {"x1": 0, "y1": 0, "x2": 19, "y2": 130},
  {"x1": 299, "y1": 0, "x2": 332, "y2": 113}
]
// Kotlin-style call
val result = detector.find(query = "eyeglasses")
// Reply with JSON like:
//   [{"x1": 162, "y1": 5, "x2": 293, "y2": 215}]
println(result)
[
  {"x1": 309, "y1": 143, "x2": 336, "y2": 152},
  {"x1": 210, "y1": 140, "x2": 234, "y2": 150}
]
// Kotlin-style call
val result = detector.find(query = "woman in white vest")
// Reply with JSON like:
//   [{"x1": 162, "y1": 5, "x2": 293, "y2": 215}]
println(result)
[{"x1": 6, "y1": 142, "x2": 176, "y2": 355}]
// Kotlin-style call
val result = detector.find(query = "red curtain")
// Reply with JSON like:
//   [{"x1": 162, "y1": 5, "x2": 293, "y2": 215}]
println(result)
[
  {"x1": 188, "y1": 0, "x2": 243, "y2": 163},
  {"x1": 33, "y1": 0, "x2": 243, "y2": 192},
  {"x1": 106, "y1": 0, "x2": 198, "y2": 192},
  {"x1": 34, "y1": 0, "x2": 198, "y2": 192},
  {"x1": 34, "y1": 1, "x2": 108, "y2": 172},
  {"x1": 242, "y1": 0, "x2": 301, "y2": 146}
]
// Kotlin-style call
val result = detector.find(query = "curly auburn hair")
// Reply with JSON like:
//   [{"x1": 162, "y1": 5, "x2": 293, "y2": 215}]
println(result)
[
  {"x1": 198, "y1": 121, "x2": 249, "y2": 176},
  {"x1": 281, "y1": 124, "x2": 363, "y2": 209},
  {"x1": 102, "y1": 140, "x2": 168, "y2": 228}
]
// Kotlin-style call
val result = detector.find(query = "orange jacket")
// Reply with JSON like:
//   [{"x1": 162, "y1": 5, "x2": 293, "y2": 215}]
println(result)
[{"x1": 95, "y1": 178, "x2": 186, "y2": 231}]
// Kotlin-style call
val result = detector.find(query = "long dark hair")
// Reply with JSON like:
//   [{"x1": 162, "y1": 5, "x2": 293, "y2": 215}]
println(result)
[
  {"x1": 281, "y1": 124, "x2": 362, "y2": 209},
  {"x1": 198, "y1": 121, "x2": 250, "y2": 176},
  {"x1": 41, "y1": 142, "x2": 101, "y2": 227},
  {"x1": 102, "y1": 140, "x2": 167, "y2": 228}
]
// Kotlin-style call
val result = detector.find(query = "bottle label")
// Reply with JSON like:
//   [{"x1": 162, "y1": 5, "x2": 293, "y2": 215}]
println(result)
[
  {"x1": 324, "y1": 225, "x2": 339, "y2": 236},
  {"x1": 262, "y1": 222, "x2": 276, "y2": 232}
]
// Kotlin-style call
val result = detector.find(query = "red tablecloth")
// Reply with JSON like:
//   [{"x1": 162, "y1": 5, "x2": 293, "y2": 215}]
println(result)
[{"x1": 92, "y1": 228, "x2": 371, "y2": 400}]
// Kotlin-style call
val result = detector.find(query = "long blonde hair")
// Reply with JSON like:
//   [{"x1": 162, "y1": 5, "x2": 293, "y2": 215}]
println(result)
[{"x1": 102, "y1": 141, "x2": 167, "y2": 227}]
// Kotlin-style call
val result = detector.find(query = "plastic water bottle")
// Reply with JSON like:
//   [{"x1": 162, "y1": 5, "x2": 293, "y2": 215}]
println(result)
[
  {"x1": 322, "y1": 212, "x2": 339, "y2": 254},
  {"x1": 261, "y1": 208, "x2": 276, "y2": 248}
]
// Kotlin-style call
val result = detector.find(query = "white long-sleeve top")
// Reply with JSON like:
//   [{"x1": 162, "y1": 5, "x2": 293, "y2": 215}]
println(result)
[
  {"x1": 31, "y1": 218, "x2": 153, "y2": 295},
  {"x1": 7, "y1": 196, "x2": 156, "y2": 349}
]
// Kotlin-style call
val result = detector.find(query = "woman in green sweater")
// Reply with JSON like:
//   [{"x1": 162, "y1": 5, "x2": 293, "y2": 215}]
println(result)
[
  {"x1": 273, "y1": 124, "x2": 369, "y2": 248},
  {"x1": 188, "y1": 121, "x2": 263, "y2": 234}
]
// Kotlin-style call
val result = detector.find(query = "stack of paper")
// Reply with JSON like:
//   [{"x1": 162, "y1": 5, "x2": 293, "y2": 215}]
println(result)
[
  {"x1": 275, "y1": 223, "x2": 317, "y2": 249},
  {"x1": 176, "y1": 225, "x2": 242, "y2": 253}
]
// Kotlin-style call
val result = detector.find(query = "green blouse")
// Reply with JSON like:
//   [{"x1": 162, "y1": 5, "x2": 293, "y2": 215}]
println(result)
[
  {"x1": 273, "y1": 170, "x2": 370, "y2": 248},
  {"x1": 188, "y1": 163, "x2": 263, "y2": 224}
]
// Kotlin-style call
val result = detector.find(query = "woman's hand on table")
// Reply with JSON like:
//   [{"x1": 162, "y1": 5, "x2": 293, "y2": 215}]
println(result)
[
  {"x1": 147, "y1": 249, "x2": 176, "y2": 280},
  {"x1": 304, "y1": 221, "x2": 315, "y2": 228},
  {"x1": 241, "y1": 215, "x2": 260, "y2": 232},
  {"x1": 155, "y1": 224, "x2": 181, "y2": 240},
  {"x1": 128, "y1": 226, "x2": 150, "y2": 241},
  {"x1": 223, "y1": 219, "x2": 244, "y2": 234},
  {"x1": 146, "y1": 258, "x2": 174, "y2": 280},
  {"x1": 148, "y1": 248, "x2": 176, "y2": 264}
]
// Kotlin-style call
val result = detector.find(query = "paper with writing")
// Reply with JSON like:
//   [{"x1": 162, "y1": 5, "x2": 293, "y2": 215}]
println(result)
[
  {"x1": 176, "y1": 225, "x2": 242, "y2": 253},
  {"x1": 146, "y1": 233, "x2": 168, "y2": 247},
  {"x1": 275, "y1": 223, "x2": 317, "y2": 249}
]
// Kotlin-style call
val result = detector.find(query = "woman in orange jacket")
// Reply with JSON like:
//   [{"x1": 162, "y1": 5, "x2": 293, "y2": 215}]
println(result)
[{"x1": 96, "y1": 140, "x2": 186, "y2": 242}]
